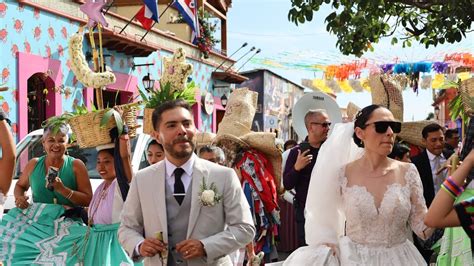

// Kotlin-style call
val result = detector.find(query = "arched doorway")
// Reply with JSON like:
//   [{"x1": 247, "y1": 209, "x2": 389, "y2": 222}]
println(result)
[
  {"x1": 18, "y1": 52, "x2": 62, "y2": 140},
  {"x1": 27, "y1": 72, "x2": 55, "y2": 132}
]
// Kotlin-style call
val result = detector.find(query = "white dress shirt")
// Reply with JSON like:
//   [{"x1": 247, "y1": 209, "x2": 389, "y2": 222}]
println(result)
[
  {"x1": 426, "y1": 150, "x2": 447, "y2": 193},
  {"x1": 164, "y1": 153, "x2": 196, "y2": 193}
]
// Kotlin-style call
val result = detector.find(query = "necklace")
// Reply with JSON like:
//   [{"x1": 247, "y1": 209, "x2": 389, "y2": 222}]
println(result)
[{"x1": 88, "y1": 182, "x2": 111, "y2": 225}]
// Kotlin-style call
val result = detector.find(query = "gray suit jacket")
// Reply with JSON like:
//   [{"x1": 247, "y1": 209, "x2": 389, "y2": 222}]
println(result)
[{"x1": 118, "y1": 157, "x2": 255, "y2": 266}]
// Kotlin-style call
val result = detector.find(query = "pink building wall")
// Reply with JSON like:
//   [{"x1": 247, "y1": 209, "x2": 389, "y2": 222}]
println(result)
[{"x1": 17, "y1": 52, "x2": 63, "y2": 140}]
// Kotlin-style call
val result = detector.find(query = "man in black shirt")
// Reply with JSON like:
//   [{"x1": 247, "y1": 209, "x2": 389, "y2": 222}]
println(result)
[{"x1": 283, "y1": 109, "x2": 330, "y2": 246}]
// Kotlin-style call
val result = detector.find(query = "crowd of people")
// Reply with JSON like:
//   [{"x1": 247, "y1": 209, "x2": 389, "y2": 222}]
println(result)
[{"x1": 0, "y1": 93, "x2": 473, "y2": 265}]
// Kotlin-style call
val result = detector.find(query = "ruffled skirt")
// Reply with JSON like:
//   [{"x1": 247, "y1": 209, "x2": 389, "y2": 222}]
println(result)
[
  {"x1": 0, "y1": 203, "x2": 139, "y2": 266},
  {"x1": 283, "y1": 236, "x2": 426, "y2": 266}
]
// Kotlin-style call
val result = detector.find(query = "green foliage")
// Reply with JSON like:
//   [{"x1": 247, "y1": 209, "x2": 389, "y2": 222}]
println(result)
[
  {"x1": 140, "y1": 81, "x2": 197, "y2": 108},
  {"x1": 173, "y1": 8, "x2": 220, "y2": 58},
  {"x1": 42, "y1": 113, "x2": 75, "y2": 134},
  {"x1": 100, "y1": 108, "x2": 124, "y2": 135},
  {"x1": 449, "y1": 94, "x2": 469, "y2": 126},
  {"x1": 288, "y1": 1, "x2": 473, "y2": 56},
  {"x1": 447, "y1": 80, "x2": 473, "y2": 128}
]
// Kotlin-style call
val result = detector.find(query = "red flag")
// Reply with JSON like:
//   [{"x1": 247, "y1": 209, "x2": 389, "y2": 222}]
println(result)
[{"x1": 134, "y1": 6, "x2": 154, "y2": 30}]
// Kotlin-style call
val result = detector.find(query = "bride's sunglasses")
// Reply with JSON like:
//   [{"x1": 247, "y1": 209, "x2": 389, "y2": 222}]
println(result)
[{"x1": 364, "y1": 121, "x2": 402, "y2": 134}]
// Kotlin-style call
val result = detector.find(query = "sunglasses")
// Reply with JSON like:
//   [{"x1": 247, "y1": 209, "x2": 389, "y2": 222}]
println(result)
[
  {"x1": 311, "y1": 122, "x2": 332, "y2": 128},
  {"x1": 364, "y1": 121, "x2": 401, "y2": 134}
]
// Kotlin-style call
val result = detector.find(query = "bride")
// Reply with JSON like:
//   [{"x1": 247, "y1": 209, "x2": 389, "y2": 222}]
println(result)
[{"x1": 284, "y1": 105, "x2": 433, "y2": 265}]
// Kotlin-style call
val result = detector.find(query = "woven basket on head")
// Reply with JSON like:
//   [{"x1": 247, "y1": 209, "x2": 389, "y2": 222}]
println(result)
[
  {"x1": 369, "y1": 74, "x2": 404, "y2": 121},
  {"x1": 69, "y1": 102, "x2": 140, "y2": 148},
  {"x1": 459, "y1": 77, "x2": 474, "y2": 115},
  {"x1": 398, "y1": 120, "x2": 434, "y2": 148},
  {"x1": 143, "y1": 108, "x2": 154, "y2": 135}
]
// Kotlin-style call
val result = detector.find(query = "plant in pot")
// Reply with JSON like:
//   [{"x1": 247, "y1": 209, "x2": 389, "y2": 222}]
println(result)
[
  {"x1": 140, "y1": 48, "x2": 197, "y2": 135},
  {"x1": 172, "y1": 8, "x2": 220, "y2": 59}
]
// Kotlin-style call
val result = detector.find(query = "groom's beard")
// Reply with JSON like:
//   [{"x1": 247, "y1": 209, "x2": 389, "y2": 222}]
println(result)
[{"x1": 164, "y1": 136, "x2": 195, "y2": 159}]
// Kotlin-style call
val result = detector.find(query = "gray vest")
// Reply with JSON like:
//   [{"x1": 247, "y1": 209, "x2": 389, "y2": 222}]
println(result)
[{"x1": 166, "y1": 182, "x2": 192, "y2": 266}]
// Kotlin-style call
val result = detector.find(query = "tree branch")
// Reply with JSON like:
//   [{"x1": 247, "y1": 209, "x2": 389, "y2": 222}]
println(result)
[{"x1": 405, "y1": 17, "x2": 426, "y2": 36}]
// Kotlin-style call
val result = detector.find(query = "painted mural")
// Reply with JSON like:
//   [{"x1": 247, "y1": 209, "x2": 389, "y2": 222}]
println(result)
[
  {"x1": 263, "y1": 71, "x2": 304, "y2": 141},
  {"x1": 0, "y1": 0, "x2": 215, "y2": 141}
]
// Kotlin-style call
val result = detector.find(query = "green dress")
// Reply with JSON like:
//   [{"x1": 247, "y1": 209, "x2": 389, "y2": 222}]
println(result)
[
  {"x1": 30, "y1": 155, "x2": 77, "y2": 205},
  {"x1": 436, "y1": 188, "x2": 474, "y2": 266},
  {"x1": 0, "y1": 155, "x2": 139, "y2": 265}
]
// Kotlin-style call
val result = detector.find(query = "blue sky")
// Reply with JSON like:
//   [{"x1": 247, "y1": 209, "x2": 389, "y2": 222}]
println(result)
[{"x1": 225, "y1": 0, "x2": 474, "y2": 121}]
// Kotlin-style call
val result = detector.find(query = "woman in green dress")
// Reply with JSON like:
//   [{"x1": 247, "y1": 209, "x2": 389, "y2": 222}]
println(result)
[
  {"x1": 0, "y1": 120, "x2": 141, "y2": 265},
  {"x1": 14, "y1": 123, "x2": 92, "y2": 208},
  {"x1": 0, "y1": 123, "x2": 93, "y2": 264}
]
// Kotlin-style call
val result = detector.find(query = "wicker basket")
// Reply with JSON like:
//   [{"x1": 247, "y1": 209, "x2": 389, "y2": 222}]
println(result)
[
  {"x1": 69, "y1": 103, "x2": 140, "y2": 148},
  {"x1": 398, "y1": 120, "x2": 435, "y2": 148},
  {"x1": 459, "y1": 78, "x2": 474, "y2": 115},
  {"x1": 143, "y1": 108, "x2": 154, "y2": 135}
]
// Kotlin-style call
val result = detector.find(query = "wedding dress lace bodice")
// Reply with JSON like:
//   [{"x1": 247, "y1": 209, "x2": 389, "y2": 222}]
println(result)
[{"x1": 340, "y1": 164, "x2": 429, "y2": 248}]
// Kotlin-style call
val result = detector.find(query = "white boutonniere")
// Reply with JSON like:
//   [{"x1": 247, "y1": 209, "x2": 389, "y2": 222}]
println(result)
[{"x1": 198, "y1": 178, "x2": 222, "y2": 206}]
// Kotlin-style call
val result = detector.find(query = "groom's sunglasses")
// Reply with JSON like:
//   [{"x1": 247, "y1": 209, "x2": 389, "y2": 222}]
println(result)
[{"x1": 364, "y1": 121, "x2": 402, "y2": 134}]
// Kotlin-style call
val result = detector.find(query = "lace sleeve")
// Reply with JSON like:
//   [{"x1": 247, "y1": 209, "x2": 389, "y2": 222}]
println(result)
[{"x1": 406, "y1": 164, "x2": 433, "y2": 240}]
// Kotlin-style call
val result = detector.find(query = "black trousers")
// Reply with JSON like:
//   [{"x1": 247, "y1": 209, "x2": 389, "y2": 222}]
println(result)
[{"x1": 295, "y1": 205, "x2": 307, "y2": 247}]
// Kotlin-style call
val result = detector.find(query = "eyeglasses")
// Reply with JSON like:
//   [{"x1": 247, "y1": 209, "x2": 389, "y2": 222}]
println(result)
[
  {"x1": 311, "y1": 122, "x2": 332, "y2": 128},
  {"x1": 364, "y1": 121, "x2": 401, "y2": 134}
]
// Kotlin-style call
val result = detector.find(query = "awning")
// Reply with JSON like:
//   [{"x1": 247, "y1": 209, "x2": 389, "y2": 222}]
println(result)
[
  {"x1": 211, "y1": 71, "x2": 249, "y2": 84},
  {"x1": 87, "y1": 30, "x2": 160, "y2": 57}
]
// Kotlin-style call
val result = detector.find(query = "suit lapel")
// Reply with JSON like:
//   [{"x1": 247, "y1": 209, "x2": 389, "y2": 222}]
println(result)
[
  {"x1": 186, "y1": 158, "x2": 205, "y2": 238},
  {"x1": 151, "y1": 162, "x2": 168, "y2": 242},
  {"x1": 421, "y1": 150, "x2": 435, "y2": 205}
]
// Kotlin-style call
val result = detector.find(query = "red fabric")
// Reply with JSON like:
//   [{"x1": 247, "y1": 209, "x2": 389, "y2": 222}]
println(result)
[
  {"x1": 134, "y1": 6, "x2": 154, "y2": 30},
  {"x1": 409, "y1": 144, "x2": 423, "y2": 158},
  {"x1": 237, "y1": 150, "x2": 279, "y2": 214}
]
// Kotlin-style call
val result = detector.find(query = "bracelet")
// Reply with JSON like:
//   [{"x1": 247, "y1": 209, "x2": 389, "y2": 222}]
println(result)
[
  {"x1": 440, "y1": 184, "x2": 456, "y2": 200},
  {"x1": 66, "y1": 189, "x2": 74, "y2": 199},
  {"x1": 444, "y1": 176, "x2": 464, "y2": 196}
]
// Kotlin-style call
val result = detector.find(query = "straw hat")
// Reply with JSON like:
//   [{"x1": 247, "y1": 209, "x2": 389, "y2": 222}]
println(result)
[
  {"x1": 369, "y1": 74, "x2": 404, "y2": 121},
  {"x1": 346, "y1": 102, "x2": 361, "y2": 121},
  {"x1": 397, "y1": 120, "x2": 435, "y2": 148},
  {"x1": 194, "y1": 132, "x2": 216, "y2": 151},
  {"x1": 369, "y1": 74, "x2": 436, "y2": 148},
  {"x1": 213, "y1": 88, "x2": 282, "y2": 192}
]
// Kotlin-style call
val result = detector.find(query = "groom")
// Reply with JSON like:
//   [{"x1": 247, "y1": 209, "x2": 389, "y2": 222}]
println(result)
[{"x1": 119, "y1": 99, "x2": 255, "y2": 265}]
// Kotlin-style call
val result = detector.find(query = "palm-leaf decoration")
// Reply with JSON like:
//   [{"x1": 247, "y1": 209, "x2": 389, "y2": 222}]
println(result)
[
  {"x1": 447, "y1": 79, "x2": 474, "y2": 128},
  {"x1": 139, "y1": 81, "x2": 197, "y2": 108}
]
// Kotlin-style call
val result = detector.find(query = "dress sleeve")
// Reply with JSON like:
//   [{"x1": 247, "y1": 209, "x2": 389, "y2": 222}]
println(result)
[{"x1": 406, "y1": 164, "x2": 434, "y2": 240}]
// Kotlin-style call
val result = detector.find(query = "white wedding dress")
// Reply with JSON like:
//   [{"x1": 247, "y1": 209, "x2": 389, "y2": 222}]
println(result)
[{"x1": 283, "y1": 123, "x2": 430, "y2": 266}]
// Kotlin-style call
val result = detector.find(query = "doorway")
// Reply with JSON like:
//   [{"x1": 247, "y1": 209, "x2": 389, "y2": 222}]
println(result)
[
  {"x1": 27, "y1": 72, "x2": 55, "y2": 132},
  {"x1": 215, "y1": 109, "x2": 225, "y2": 132},
  {"x1": 93, "y1": 88, "x2": 134, "y2": 109}
]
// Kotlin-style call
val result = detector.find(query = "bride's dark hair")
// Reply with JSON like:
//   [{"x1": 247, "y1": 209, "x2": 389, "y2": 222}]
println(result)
[{"x1": 353, "y1": 104, "x2": 383, "y2": 148}]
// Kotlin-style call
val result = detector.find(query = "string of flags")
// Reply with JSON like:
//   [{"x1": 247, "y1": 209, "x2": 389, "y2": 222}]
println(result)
[{"x1": 287, "y1": 52, "x2": 473, "y2": 94}]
